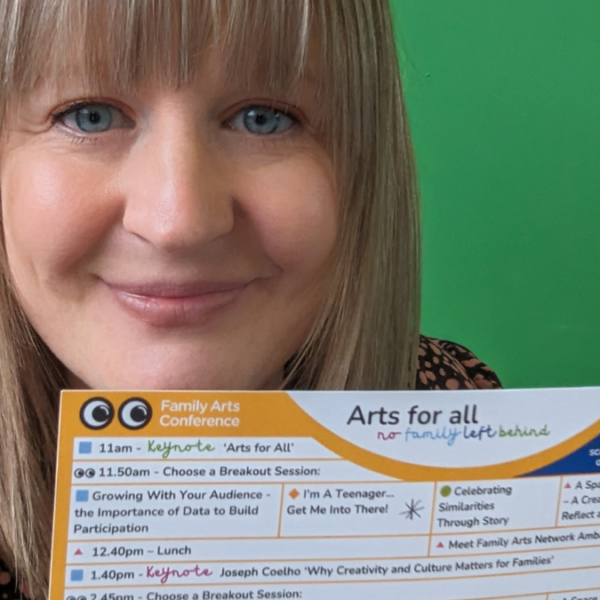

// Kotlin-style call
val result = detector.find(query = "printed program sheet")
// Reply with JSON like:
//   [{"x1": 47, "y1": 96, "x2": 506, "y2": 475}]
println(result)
[{"x1": 50, "y1": 389, "x2": 600, "y2": 600}]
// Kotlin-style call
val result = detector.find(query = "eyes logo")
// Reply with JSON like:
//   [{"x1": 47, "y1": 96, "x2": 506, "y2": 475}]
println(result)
[
  {"x1": 118, "y1": 397, "x2": 153, "y2": 430},
  {"x1": 79, "y1": 396, "x2": 152, "y2": 430},
  {"x1": 80, "y1": 397, "x2": 114, "y2": 429}
]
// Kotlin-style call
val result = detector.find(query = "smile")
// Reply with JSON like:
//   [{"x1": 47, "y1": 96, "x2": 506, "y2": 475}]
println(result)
[{"x1": 104, "y1": 280, "x2": 251, "y2": 328}]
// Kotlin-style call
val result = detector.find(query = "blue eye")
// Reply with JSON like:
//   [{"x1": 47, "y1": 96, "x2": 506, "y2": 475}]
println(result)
[
  {"x1": 231, "y1": 105, "x2": 296, "y2": 135},
  {"x1": 56, "y1": 103, "x2": 132, "y2": 134},
  {"x1": 74, "y1": 104, "x2": 113, "y2": 132}
]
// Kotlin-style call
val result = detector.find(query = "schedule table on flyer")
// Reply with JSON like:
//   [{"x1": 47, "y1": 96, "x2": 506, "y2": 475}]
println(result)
[{"x1": 50, "y1": 389, "x2": 600, "y2": 600}]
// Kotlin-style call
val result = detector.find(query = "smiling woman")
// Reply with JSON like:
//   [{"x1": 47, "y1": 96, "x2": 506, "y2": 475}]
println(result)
[
  {"x1": 0, "y1": 0, "x2": 417, "y2": 394},
  {"x1": 0, "y1": 1, "x2": 498, "y2": 599},
  {"x1": 0, "y1": 2, "x2": 420, "y2": 596}
]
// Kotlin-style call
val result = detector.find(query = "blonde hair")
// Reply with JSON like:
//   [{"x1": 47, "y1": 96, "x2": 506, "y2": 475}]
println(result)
[{"x1": 0, "y1": 0, "x2": 420, "y2": 596}]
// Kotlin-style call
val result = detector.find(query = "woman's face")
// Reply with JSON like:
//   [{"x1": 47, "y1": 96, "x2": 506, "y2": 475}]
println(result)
[{"x1": 0, "y1": 49, "x2": 338, "y2": 390}]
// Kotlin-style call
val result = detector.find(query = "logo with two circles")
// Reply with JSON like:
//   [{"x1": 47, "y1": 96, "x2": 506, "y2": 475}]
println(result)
[{"x1": 79, "y1": 397, "x2": 152, "y2": 430}]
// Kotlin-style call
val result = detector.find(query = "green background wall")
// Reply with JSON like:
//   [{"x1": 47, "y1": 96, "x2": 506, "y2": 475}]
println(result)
[{"x1": 390, "y1": 0, "x2": 600, "y2": 388}]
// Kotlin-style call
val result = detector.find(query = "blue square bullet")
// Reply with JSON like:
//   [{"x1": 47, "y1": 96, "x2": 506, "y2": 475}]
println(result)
[
  {"x1": 78, "y1": 441, "x2": 92, "y2": 454},
  {"x1": 70, "y1": 569, "x2": 84, "y2": 582},
  {"x1": 75, "y1": 490, "x2": 89, "y2": 502}
]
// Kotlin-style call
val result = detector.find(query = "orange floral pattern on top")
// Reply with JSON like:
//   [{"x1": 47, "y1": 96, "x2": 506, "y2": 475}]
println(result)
[{"x1": 416, "y1": 335, "x2": 502, "y2": 390}]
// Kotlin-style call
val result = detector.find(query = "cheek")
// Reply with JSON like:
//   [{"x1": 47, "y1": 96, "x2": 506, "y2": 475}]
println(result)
[
  {"x1": 2, "y1": 153, "x2": 117, "y2": 284},
  {"x1": 241, "y1": 156, "x2": 338, "y2": 278}
]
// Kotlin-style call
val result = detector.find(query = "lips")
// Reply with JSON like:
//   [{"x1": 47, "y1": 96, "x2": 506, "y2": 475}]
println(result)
[{"x1": 104, "y1": 279, "x2": 252, "y2": 327}]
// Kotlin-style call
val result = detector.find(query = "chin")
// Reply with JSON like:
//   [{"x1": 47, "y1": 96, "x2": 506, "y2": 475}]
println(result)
[
  {"x1": 70, "y1": 369, "x2": 213, "y2": 391},
  {"x1": 98, "y1": 367, "x2": 267, "y2": 391},
  {"x1": 68, "y1": 351, "x2": 282, "y2": 390},
  {"x1": 113, "y1": 372, "x2": 228, "y2": 391}
]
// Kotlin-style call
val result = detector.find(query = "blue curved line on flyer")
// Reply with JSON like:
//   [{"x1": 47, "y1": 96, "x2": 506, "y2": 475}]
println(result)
[{"x1": 524, "y1": 432, "x2": 600, "y2": 477}]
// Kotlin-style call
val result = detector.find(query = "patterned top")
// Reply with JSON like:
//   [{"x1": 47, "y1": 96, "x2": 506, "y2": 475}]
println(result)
[
  {"x1": 415, "y1": 335, "x2": 501, "y2": 390},
  {"x1": 0, "y1": 335, "x2": 501, "y2": 599}
]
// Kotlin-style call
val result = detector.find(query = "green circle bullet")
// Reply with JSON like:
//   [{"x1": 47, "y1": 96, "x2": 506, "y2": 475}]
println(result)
[{"x1": 440, "y1": 485, "x2": 452, "y2": 497}]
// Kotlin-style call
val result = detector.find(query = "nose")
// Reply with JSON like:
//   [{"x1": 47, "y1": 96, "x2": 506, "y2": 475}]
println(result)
[{"x1": 121, "y1": 108, "x2": 234, "y2": 251}]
